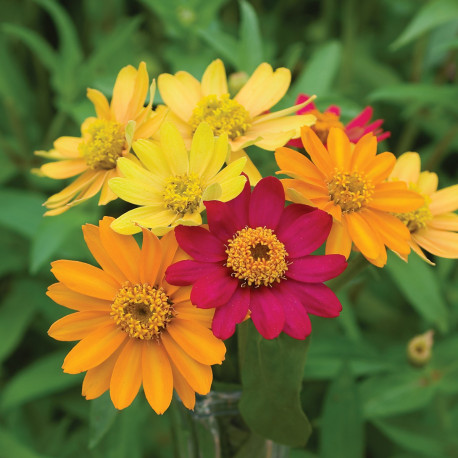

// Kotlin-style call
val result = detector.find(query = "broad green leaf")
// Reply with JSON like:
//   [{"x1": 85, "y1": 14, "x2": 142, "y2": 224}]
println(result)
[
  {"x1": 432, "y1": 336, "x2": 458, "y2": 394},
  {"x1": 392, "y1": 0, "x2": 458, "y2": 50},
  {"x1": 238, "y1": 0, "x2": 263, "y2": 73},
  {"x1": 239, "y1": 321, "x2": 311, "y2": 446},
  {"x1": 290, "y1": 41, "x2": 342, "y2": 99},
  {"x1": 0, "y1": 350, "x2": 82, "y2": 411},
  {"x1": 89, "y1": 393, "x2": 118, "y2": 449},
  {"x1": 0, "y1": 279, "x2": 42, "y2": 364},
  {"x1": 0, "y1": 189, "x2": 45, "y2": 238},
  {"x1": 359, "y1": 370, "x2": 437, "y2": 419},
  {"x1": 0, "y1": 427, "x2": 47, "y2": 458},
  {"x1": 0, "y1": 229, "x2": 28, "y2": 276},
  {"x1": 385, "y1": 252, "x2": 449, "y2": 333},
  {"x1": 321, "y1": 364, "x2": 364, "y2": 458}
]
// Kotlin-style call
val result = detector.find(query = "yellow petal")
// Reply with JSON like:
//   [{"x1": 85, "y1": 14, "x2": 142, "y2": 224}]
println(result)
[
  {"x1": 413, "y1": 228, "x2": 458, "y2": 258},
  {"x1": 417, "y1": 171, "x2": 438, "y2": 195},
  {"x1": 429, "y1": 185, "x2": 458, "y2": 215},
  {"x1": 427, "y1": 212, "x2": 458, "y2": 231},
  {"x1": 219, "y1": 175, "x2": 247, "y2": 202},
  {"x1": 201, "y1": 59, "x2": 228, "y2": 96},
  {"x1": 133, "y1": 139, "x2": 171, "y2": 179},
  {"x1": 111, "y1": 206, "x2": 177, "y2": 235},
  {"x1": 390, "y1": 152, "x2": 420, "y2": 183},
  {"x1": 87, "y1": 88, "x2": 111, "y2": 120},
  {"x1": 109, "y1": 177, "x2": 162, "y2": 206},
  {"x1": 160, "y1": 122, "x2": 189, "y2": 175},
  {"x1": 189, "y1": 122, "x2": 220, "y2": 176},
  {"x1": 40, "y1": 159, "x2": 87, "y2": 179},
  {"x1": 110, "y1": 64, "x2": 138, "y2": 122},
  {"x1": 53, "y1": 136, "x2": 82, "y2": 158}
]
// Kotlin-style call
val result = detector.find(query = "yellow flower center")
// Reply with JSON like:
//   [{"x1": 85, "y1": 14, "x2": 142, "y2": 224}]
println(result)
[
  {"x1": 111, "y1": 282, "x2": 174, "y2": 340},
  {"x1": 163, "y1": 173, "x2": 203, "y2": 215},
  {"x1": 225, "y1": 227, "x2": 289, "y2": 287},
  {"x1": 310, "y1": 109, "x2": 345, "y2": 144},
  {"x1": 189, "y1": 94, "x2": 251, "y2": 139},
  {"x1": 395, "y1": 195, "x2": 432, "y2": 232},
  {"x1": 327, "y1": 169, "x2": 374, "y2": 213},
  {"x1": 79, "y1": 119, "x2": 125, "y2": 170}
]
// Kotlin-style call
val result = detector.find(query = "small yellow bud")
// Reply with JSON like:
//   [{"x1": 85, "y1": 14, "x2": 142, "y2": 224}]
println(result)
[{"x1": 407, "y1": 330, "x2": 434, "y2": 367}]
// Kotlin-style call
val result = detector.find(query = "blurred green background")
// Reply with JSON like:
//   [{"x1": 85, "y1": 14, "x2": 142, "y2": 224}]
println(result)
[{"x1": 0, "y1": 0, "x2": 457, "y2": 456}]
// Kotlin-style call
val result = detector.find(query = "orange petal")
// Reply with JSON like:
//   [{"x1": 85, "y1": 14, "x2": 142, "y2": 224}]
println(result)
[
  {"x1": 427, "y1": 212, "x2": 458, "y2": 231},
  {"x1": 365, "y1": 152, "x2": 396, "y2": 183},
  {"x1": 110, "y1": 338, "x2": 143, "y2": 409},
  {"x1": 409, "y1": 238, "x2": 435, "y2": 265},
  {"x1": 429, "y1": 185, "x2": 458, "y2": 215},
  {"x1": 413, "y1": 228, "x2": 458, "y2": 258},
  {"x1": 167, "y1": 319, "x2": 226, "y2": 365},
  {"x1": 157, "y1": 231, "x2": 180, "y2": 285},
  {"x1": 161, "y1": 332, "x2": 212, "y2": 395},
  {"x1": 142, "y1": 342, "x2": 173, "y2": 414},
  {"x1": 87, "y1": 88, "x2": 111, "y2": 120},
  {"x1": 325, "y1": 220, "x2": 352, "y2": 258},
  {"x1": 63, "y1": 323, "x2": 126, "y2": 374},
  {"x1": 174, "y1": 302, "x2": 214, "y2": 327},
  {"x1": 139, "y1": 227, "x2": 162, "y2": 285},
  {"x1": 281, "y1": 178, "x2": 328, "y2": 200},
  {"x1": 343, "y1": 212, "x2": 382, "y2": 260},
  {"x1": 41, "y1": 159, "x2": 87, "y2": 179},
  {"x1": 327, "y1": 127, "x2": 351, "y2": 170},
  {"x1": 300, "y1": 126, "x2": 333, "y2": 175},
  {"x1": 369, "y1": 188, "x2": 424, "y2": 213},
  {"x1": 48, "y1": 311, "x2": 111, "y2": 341},
  {"x1": 47, "y1": 283, "x2": 112, "y2": 311},
  {"x1": 350, "y1": 133, "x2": 377, "y2": 172},
  {"x1": 51, "y1": 260, "x2": 119, "y2": 301},
  {"x1": 169, "y1": 360, "x2": 195, "y2": 410},
  {"x1": 275, "y1": 146, "x2": 325, "y2": 182},
  {"x1": 99, "y1": 217, "x2": 142, "y2": 284},
  {"x1": 321, "y1": 200, "x2": 342, "y2": 222}
]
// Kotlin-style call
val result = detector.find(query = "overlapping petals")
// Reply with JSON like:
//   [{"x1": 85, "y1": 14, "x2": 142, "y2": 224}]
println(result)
[
  {"x1": 166, "y1": 177, "x2": 347, "y2": 340},
  {"x1": 47, "y1": 217, "x2": 225, "y2": 413}
]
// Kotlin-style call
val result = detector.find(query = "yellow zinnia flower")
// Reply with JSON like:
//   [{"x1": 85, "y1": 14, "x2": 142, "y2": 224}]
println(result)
[
  {"x1": 47, "y1": 217, "x2": 226, "y2": 413},
  {"x1": 109, "y1": 121, "x2": 247, "y2": 235},
  {"x1": 36, "y1": 62, "x2": 166, "y2": 215},
  {"x1": 389, "y1": 152, "x2": 458, "y2": 263},
  {"x1": 157, "y1": 59, "x2": 316, "y2": 184},
  {"x1": 275, "y1": 127, "x2": 425, "y2": 267}
]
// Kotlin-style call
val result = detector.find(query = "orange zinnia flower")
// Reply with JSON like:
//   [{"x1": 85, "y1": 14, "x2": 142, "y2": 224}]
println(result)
[
  {"x1": 389, "y1": 152, "x2": 458, "y2": 263},
  {"x1": 47, "y1": 217, "x2": 225, "y2": 413},
  {"x1": 275, "y1": 127, "x2": 424, "y2": 267},
  {"x1": 36, "y1": 62, "x2": 166, "y2": 215}
]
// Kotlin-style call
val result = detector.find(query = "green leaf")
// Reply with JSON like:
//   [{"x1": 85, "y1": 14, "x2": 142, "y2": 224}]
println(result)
[
  {"x1": 198, "y1": 25, "x2": 239, "y2": 67},
  {"x1": 321, "y1": 364, "x2": 364, "y2": 458},
  {"x1": 0, "y1": 350, "x2": 82, "y2": 411},
  {"x1": 238, "y1": 0, "x2": 263, "y2": 73},
  {"x1": 239, "y1": 321, "x2": 311, "y2": 446},
  {"x1": 0, "y1": 427, "x2": 47, "y2": 458},
  {"x1": 0, "y1": 279, "x2": 42, "y2": 364},
  {"x1": 392, "y1": 0, "x2": 458, "y2": 50},
  {"x1": 89, "y1": 393, "x2": 118, "y2": 449},
  {"x1": 359, "y1": 370, "x2": 437, "y2": 419},
  {"x1": 290, "y1": 41, "x2": 342, "y2": 98},
  {"x1": 385, "y1": 252, "x2": 449, "y2": 333},
  {"x1": 0, "y1": 188, "x2": 45, "y2": 239}
]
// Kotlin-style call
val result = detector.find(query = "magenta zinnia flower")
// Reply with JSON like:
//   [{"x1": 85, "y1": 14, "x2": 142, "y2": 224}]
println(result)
[
  {"x1": 288, "y1": 93, "x2": 390, "y2": 147},
  {"x1": 165, "y1": 177, "x2": 347, "y2": 340}
]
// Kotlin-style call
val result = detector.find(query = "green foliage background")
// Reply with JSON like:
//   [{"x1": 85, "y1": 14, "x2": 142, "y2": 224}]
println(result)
[{"x1": 0, "y1": 0, "x2": 457, "y2": 456}]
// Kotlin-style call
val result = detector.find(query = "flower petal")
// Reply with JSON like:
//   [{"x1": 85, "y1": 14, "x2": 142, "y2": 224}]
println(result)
[
  {"x1": 46, "y1": 283, "x2": 112, "y2": 312},
  {"x1": 295, "y1": 282, "x2": 342, "y2": 317},
  {"x1": 325, "y1": 220, "x2": 353, "y2": 258},
  {"x1": 166, "y1": 260, "x2": 219, "y2": 286},
  {"x1": 413, "y1": 228, "x2": 458, "y2": 258},
  {"x1": 343, "y1": 212, "x2": 382, "y2": 260},
  {"x1": 300, "y1": 126, "x2": 334, "y2": 175},
  {"x1": 111, "y1": 206, "x2": 177, "y2": 235},
  {"x1": 41, "y1": 159, "x2": 87, "y2": 179},
  {"x1": 429, "y1": 185, "x2": 458, "y2": 215},
  {"x1": 350, "y1": 133, "x2": 377, "y2": 172},
  {"x1": 160, "y1": 122, "x2": 189, "y2": 176},
  {"x1": 249, "y1": 288, "x2": 285, "y2": 339},
  {"x1": 365, "y1": 152, "x2": 396, "y2": 183},
  {"x1": 249, "y1": 177, "x2": 285, "y2": 229},
  {"x1": 275, "y1": 146, "x2": 325, "y2": 182},
  {"x1": 427, "y1": 212, "x2": 458, "y2": 231},
  {"x1": 201, "y1": 59, "x2": 228, "y2": 96},
  {"x1": 286, "y1": 254, "x2": 347, "y2": 283},
  {"x1": 369, "y1": 187, "x2": 424, "y2": 212},
  {"x1": 389, "y1": 152, "x2": 420, "y2": 183},
  {"x1": 169, "y1": 360, "x2": 195, "y2": 409},
  {"x1": 48, "y1": 312, "x2": 111, "y2": 341},
  {"x1": 327, "y1": 127, "x2": 351, "y2": 170},
  {"x1": 174, "y1": 226, "x2": 226, "y2": 262}
]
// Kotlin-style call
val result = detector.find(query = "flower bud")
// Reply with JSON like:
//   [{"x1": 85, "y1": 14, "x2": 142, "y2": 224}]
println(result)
[{"x1": 407, "y1": 330, "x2": 434, "y2": 367}]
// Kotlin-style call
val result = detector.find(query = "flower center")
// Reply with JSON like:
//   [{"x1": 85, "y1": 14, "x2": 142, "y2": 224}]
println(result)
[
  {"x1": 79, "y1": 119, "x2": 125, "y2": 170},
  {"x1": 225, "y1": 227, "x2": 289, "y2": 287},
  {"x1": 163, "y1": 173, "x2": 203, "y2": 215},
  {"x1": 327, "y1": 169, "x2": 374, "y2": 213},
  {"x1": 395, "y1": 196, "x2": 432, "y2": 232},
  {"x1": 111, "y1": 282, "x2": 174, "y2": 340},
  {"x1": 310, "y1": 109, "x2": 345, "y2": 144},
  {"x1": 189, "y1": 94, "x2": 251, "y2": 139}
]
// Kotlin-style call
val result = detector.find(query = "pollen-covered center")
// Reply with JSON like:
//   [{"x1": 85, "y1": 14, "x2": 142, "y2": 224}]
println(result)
[
  {"x1": 327, "y1": 169, "x2": 374, "y2": 213},
  {"x1": 189, "y1": 94, "x2": 251, "y2": 139},
  {"x1": 79, "y1": 119, "x2": 125, "y2": 170},
  {"x1": 395, "y1": 195, "x2": 432, "y2": 232},
  {"x1": 310, "y1": 110, "x2": 345, "y2": 144},
  {"x1": 111, "y1": 282, "x2": 174, "y2": 340},
  {"x1": 163, "y1": 173, "x2": 203, "y2": 215},
  {"x1": 225, "y1": 227, "x2": 288, "y2": 287}
]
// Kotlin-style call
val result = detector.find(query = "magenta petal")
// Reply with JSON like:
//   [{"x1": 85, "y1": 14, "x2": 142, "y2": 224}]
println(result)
[
  {"x1": 205, "y1": 200, "x2": 238, "y2": 242},
  {"x1": 295, "y1": 93, "x2": 316, "y2": 114},
  {"x1": 190, "y1": 266, "x2": 238, "y2": 309},
  {"x1": 277, "y1": 209, "x2": 332, "y2": 258},
  {"x1": 175, "y1": 226, "x2": 226, "y2": 262},
  {"x1": 271, "y1": 283, "x2": 311, "y2": 340},
  {"x1": 250, "y1": 288, "x2": 285, "y2": 339},
  {"x1": 276, "y1": 203, "x2": 315, "y2": 234},
  {"x1": 346, "y1": 106, "x2": 373, "y2": 130},
  {"x1": 224, "y1": 175, "x2": 251, "y2": 227},
  {"x1": 295, "y1": 282, "x2": 342, "y2": 317},
  {"x1": 249, "y1": 177, "x2": 285, "y2": 229},
  {"x1": 377, "y1": 131, "x2": 391, "y2": 142},
  {"x1": 211, "y1": 287, "x2": 250, "y2": 340},
  {"x1": 165, "y1": 260, "x2": 218, "y2": 286},
  {"x1": 287, "y1": 137, "x2": 303, "y2": 148},
  {"x1": 326, "y1": 105, "x2": 341, "y2": 116},
  {"x1": 286, "y1": 254, "x2": 347, "y2": 283}
]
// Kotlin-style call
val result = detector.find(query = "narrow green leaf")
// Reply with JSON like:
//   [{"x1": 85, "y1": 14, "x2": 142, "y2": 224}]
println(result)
[
  {"x1": 238, "y1": 0, "x2": 263, "y2": 73},
  {"x1": 89, "y1": 393, "x2": 118, "y2": 449},
  {"x1": 0, "y1": 427, "x2": 47, "y2": 458},
  {"x1": 0, "y1": 350, "x2": 82, "y2": 411},
  {"x1": 385, "y1": 252, "x2": 449, "y2": 333},
  {"x1": 239, "y1": 321, "x2": 311, "y2": 446},
  {"x1": 198, "y1": 26, "x2": 239, "y2": 67},
  {"x1": 392, "y1": 0, "x2": 458, "y2": 50},
  {"x1": 321, "y1": 364, "x2": 364, "y2": 458},
  {"x1": 290, "y1": 41, "x2": 342, "y2": 98}
]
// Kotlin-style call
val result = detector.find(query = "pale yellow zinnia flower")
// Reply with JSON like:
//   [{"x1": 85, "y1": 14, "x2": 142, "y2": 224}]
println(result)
[
  {"x1": 109, "y1": 122, "x2": 247, "y2": 235},
  {"x1": 157, "y1": 59, "x2": 315, "y2": 184}
]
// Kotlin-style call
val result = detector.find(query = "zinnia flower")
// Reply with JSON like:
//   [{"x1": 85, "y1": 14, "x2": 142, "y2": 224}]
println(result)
[
  {"x1": 47, "y1": 217, "x2": 225, "y2": 413},
  {"x1": 109, "y1": 122, "x2": 247, "y2": 235},
  {"x1": 157, "y1": 59, "x2": 316, "y2": 184},
  {"x1": 36, "y1": 62, "x2": 166, "y2": 215},
  {"x1": 389, "y1": 152, "x2": 458, "y2": 263},
  {"x1": 288, "y1": 93, "x2": 390, "y2": 148},
  {"x1": 166, "y1": 177, "x2": 347, "y2": 340},
  {"x1": 276, "y1": 127, "x2": 424, "y2": 267}
]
